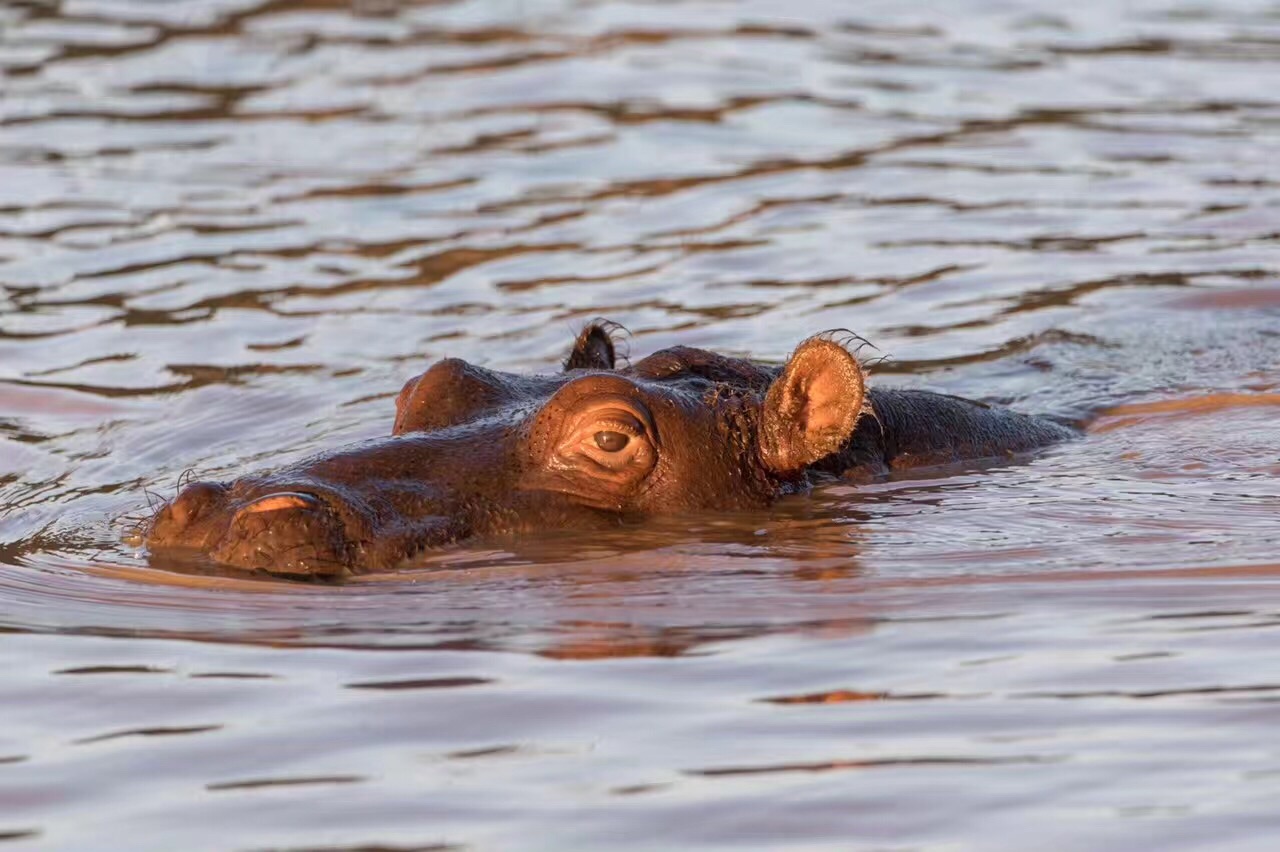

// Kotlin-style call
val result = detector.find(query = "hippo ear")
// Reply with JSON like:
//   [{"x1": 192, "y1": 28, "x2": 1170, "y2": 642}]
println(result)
[
  {"x1": 758, "y1": 336, "x2": 866, "y2": 475},
  {"x1": 563, "y1": 320, "x2": 624, "y2": 371}
]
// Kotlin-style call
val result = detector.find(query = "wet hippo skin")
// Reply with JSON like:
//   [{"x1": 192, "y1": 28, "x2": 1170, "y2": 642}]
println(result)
[{"x1": 146, "y1": 322, "x2": 1075, "y2": 577}]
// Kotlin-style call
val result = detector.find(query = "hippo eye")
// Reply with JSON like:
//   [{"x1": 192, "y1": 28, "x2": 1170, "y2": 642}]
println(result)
[
  {"x1": 594, "y1": 430, "x2": 630, "y2": 453},
  {"x1": 537, "y1": 396, "x2": 658, "y2": 502}
]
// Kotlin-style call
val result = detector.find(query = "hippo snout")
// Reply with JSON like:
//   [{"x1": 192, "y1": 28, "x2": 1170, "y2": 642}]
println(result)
[
  {"x1": 150, "y1": 482, "x2": 354, "y2": 576},
  {"x1": 150, "y1": 481, "x2": 228, "y2": 549}
]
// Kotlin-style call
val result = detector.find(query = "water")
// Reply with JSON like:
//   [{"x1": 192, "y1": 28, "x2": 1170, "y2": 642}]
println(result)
[{"x1": 2, "y1": 0, "x2": 1280, "y2": 848}]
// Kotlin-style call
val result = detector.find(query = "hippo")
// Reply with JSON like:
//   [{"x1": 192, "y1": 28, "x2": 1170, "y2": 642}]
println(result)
[{"x1": 145, "y1": 322, "x2": 1075, "y2": 577}]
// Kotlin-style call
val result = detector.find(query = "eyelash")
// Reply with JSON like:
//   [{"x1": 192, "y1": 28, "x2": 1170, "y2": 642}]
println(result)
[{"x1": 591, "y1": 419, "x2": 642, "y2": 439}]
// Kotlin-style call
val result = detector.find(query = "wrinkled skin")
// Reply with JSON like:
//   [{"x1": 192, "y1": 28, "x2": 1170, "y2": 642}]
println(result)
[{"x1": 146, "y1": 322, "x2": 1075, "y2": 577}]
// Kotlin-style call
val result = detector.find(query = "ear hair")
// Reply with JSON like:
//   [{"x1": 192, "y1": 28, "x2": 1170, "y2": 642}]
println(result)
[
  {"x1": 564, "y1": 319, "x2": 628, "y2": 371},
  {"x1": 818, "y1": 328, "x2": 884, "y2": 425},
  {"x1": 816, "y1": 328, "x2": 880, "y2": 355},
  {"x1": 758, "y1": 334, "x2": 869, "y2": 475}
]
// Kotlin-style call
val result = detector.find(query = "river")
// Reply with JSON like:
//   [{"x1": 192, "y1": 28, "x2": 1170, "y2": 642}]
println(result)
[{"x1": 2, "y1": 0, "x2": 1280, "y2": 848}]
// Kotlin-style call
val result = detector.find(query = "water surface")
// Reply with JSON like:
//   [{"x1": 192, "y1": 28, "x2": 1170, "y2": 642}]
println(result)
[{"x1": 2, "y1": 0, "x2": 1280, "y2": 848}]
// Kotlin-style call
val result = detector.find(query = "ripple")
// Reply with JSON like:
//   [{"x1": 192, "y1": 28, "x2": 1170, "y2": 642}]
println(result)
[
  {"x1": 687, "y1": 755, "x2": 1058, "y2": 778},
  {"x1": 0, "y1": 831, "x2": 40, "y2": 844},
  {"x1": 345, "y1": 677, "x2": 493, "y2": 691},
  {"x1": 74, "y1": 724, "x2": 222, "y2": 745},
  {"x1": 205, "y1": 775, "x2": 365, "y2": 792},
  {"x1": 53, "y1": 664, "x2": 170, "y2": 675},
  {"x1": 760, "y1": 689, "x2": 949, "y2": 705}
]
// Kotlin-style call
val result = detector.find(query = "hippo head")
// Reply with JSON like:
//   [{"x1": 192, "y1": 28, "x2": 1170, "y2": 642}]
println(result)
[{"x1": 145, "y1": 323, "x2": 869, "y2": 576}]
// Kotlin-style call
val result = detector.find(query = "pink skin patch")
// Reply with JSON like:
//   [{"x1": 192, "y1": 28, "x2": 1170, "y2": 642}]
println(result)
[{"x1": 239, "y1": 493, "x2": 314, "y2": 515}]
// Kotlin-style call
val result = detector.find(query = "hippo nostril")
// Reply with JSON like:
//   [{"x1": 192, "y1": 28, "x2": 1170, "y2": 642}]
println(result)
[
  {"x1": 239, "y1": 492, "x2": 320, "y2": 515},
  {"x1": 218, "y1": 490, "x2": 350, "y2": 577}
]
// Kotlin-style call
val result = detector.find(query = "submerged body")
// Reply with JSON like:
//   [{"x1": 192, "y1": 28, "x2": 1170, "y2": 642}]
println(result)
[{"x1": 146, "y1": 323, "x2": 1074, "y2": 576}]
